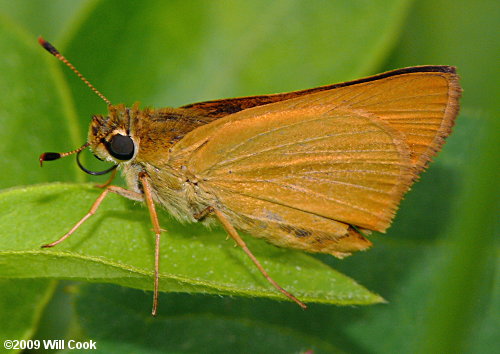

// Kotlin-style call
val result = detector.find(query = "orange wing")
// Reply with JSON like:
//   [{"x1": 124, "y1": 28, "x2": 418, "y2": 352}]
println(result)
[
  {"x1": 184, "y1": 108, "x2": 414, "y2": 232},
  {"x1": 282, "y1": 70, "x2": 461, "y2": 172},
  {"x1": 177, "y1": 68, "x2": 460, "y2": 173},
  {"x1": 171, "y1": 68, "x2": 460, "y2": 256}
]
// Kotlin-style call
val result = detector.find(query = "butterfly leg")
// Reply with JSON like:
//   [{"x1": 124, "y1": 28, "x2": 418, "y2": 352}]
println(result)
[
  {"x1": 211, "y1": 208, "x2": 307, "y2": 309},
  {"x1": 94, "y1": 168, "x2": 118, "y2": 188},
  {"x1": 138, "y1": 172, "x2": 163, "y2": 316},
  {"x1": 42, "y1": 185, "x2": 143, "y2": 248}
]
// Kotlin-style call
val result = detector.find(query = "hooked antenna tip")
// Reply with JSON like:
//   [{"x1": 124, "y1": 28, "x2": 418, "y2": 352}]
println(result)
[
  {"x1": 38, "y1": 37, "x2": 59, "y2": 56},
  {"x1": 39, "y1": 152, "x2": 61, "y2": 166}
]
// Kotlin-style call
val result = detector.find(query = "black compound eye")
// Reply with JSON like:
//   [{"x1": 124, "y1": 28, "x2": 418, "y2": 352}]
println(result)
[{"x1": 106, "y1": 134, "x2": 135, "y2": 160}]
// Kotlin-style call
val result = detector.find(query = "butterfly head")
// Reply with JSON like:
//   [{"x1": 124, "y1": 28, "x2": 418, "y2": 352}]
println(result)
[{"x1": 89, "y1": 103, "x2": 139, "y2": 164}]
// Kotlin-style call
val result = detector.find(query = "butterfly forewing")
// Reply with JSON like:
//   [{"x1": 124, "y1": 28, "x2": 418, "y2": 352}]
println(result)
[
  {"x1": 180, "y1": 70, "x2": 460, "y2": 173},
  {"x1": 170, "y1": 68, "x2": 460, "y2": 256}
]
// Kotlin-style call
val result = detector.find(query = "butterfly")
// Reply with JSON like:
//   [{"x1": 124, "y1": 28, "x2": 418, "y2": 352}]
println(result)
[{"x1": 38, "y1": 37, "x2": 461, "y2": 314}]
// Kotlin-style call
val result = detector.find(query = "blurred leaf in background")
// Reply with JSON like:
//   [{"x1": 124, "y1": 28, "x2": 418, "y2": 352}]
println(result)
[{"x1": 0, "y1": 0, "x2": 498, "y2": 353}]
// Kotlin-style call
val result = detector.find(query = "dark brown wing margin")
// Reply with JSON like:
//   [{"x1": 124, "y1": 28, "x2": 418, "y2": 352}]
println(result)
[{"x1": 180, "y1": 66, "x2": 457, "y2": 118}]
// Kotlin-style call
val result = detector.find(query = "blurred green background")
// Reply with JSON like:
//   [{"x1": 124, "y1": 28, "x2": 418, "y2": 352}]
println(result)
[{"x1": 0, "y1": 0, "x2": 498, "y2": 353}]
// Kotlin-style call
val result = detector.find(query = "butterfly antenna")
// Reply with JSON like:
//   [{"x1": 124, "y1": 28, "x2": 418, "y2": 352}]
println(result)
[
  {"x1": 39, "y1": 142, "x2": 90, "y2": 166},
  {"x1": 39, "y1": 130, "x2": 109, "y2": 166},
  {"x1": 38, "y1": 36, "x2": 112, "y2": 106}
]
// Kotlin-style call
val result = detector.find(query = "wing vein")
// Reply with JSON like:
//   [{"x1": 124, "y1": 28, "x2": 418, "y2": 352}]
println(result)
[
  {"x1": 282, "y1": 175, "x2": 392, "y2": 194},
  {"x1": 214, "y1": 179, "x2": 383, "y2": 218},
  {"x1": 209, "y1": 129, "x2": 382, "y2": 171}
]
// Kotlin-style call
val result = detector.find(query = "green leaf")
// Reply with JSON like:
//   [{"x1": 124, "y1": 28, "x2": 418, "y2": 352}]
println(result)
[
  {"x1": 0, "y1": 15, "x2": 82, "y2": 188},
  {"x1": 0, "y1": 183, "x2": 383, "y2": 306},
  {"x1": 416, "y1": 113, "x2": 499, "y2": 353},
  {"x1": 63, "y1": 0, "x2": 413, "y2": 121},
  {"x1": 0, "y1": 18, "x2": 74, "y2": 349},
  {"x1": 0, "y1": 279, "x2": 56, "y2": 353},
  {"x1": 0, "y1": 0, "x2": 94, "y2": 45},
  {"x1": 71, "y1": 284, "x2": 340, "y2": 353}
]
